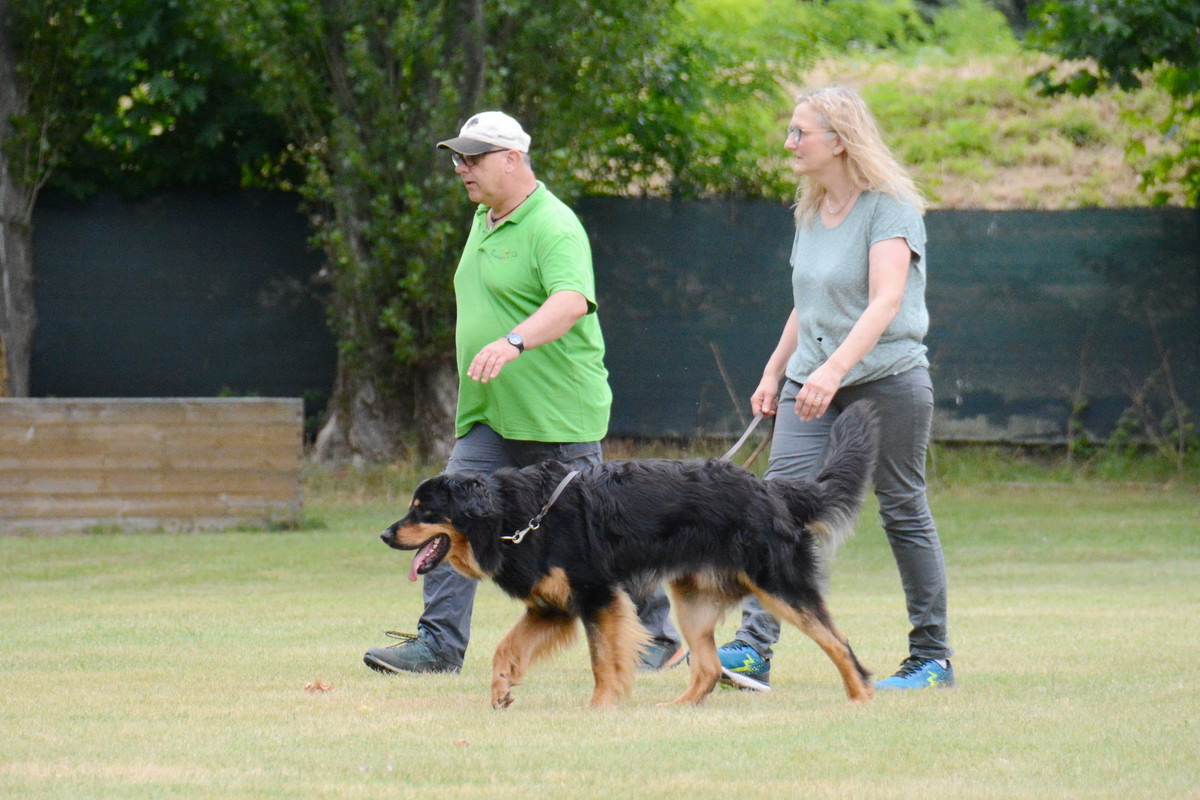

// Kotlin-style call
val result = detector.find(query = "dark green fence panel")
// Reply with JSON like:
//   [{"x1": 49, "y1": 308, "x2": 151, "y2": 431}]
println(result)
[
  {"x1": 31, "y1": 190, "x2": 335, "y2": 425},
  {"x1": 577, "y1": 198, "x2": 1199, "y2": 441},
  {"x1": 32, "y1": 192, "x2": 1198, "y2": 443}
]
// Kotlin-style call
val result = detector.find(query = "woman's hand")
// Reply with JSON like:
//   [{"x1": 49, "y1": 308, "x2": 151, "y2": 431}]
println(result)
[
  {"x1": 795, "y1": 362, "x2": 844, "y2": 421},
  {"x1": 751, "y1": 375, "x2": 781, "y2": 417}
]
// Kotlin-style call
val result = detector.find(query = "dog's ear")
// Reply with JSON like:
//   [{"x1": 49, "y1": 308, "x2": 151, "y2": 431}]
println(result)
[
  {"x1": 444, "y1": 474, "x2": 501, "y2": 521},
  {"x1": 444, "y1": 474, "x2": 504, "y2": 573}
]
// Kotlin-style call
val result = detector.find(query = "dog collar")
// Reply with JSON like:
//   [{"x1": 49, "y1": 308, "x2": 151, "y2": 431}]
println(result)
[{"x1": 502, "y1": 469, "x2": 581, "y2": 545}]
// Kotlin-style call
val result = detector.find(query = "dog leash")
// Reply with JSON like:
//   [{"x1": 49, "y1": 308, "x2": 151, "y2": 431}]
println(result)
[
  {"x1": 503, "y1": 469, "x2": 581, "y2": 545},
  {"x1": 503, "y1": 414, "x2": 767, "y2": 546},
  {"x1": 719, "y1": 413, "x2": 764, "y2": 462}
]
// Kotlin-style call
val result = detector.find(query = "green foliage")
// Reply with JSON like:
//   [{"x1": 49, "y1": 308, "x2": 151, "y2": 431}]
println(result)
[
  {"x1": 682, "y1": 0, "x2": 931, "y2": 57},
  {"x1": 193, "y1": 0, "x2": 778, "y2": 453},
  {"x1": 1029, "y1": 0, "x2": 1200, "y2": 205},
  {"x1": 6, "y1": 0, "x2": 285, "y2": 197},
  {"x1": 925, "y1": 0, "x2": 1020, "y2": 56}
]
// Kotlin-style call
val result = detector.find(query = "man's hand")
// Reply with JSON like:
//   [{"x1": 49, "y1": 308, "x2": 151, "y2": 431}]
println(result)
[{"x1": 467, "y1": 338, "x2": 522, "y2": 383}]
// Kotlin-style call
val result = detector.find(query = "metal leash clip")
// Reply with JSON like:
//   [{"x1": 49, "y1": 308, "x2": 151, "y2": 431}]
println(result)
[
  {"x1": 502, "y1": 469, "x2": 580, "y2": 545},
  {"x1": 503, "y1": 519, "x2": 539, "y2": 545}
]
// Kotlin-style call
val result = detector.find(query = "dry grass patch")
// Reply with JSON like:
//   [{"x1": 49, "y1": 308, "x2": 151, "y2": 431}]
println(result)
[{"x1": 794, "y1": 54, "x2": 1183, "y2": 209}]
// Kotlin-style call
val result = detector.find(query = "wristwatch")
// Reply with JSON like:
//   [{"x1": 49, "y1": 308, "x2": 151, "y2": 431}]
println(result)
[{"x1": 505, "y1": 332, "x2": 525, "y2": 353}]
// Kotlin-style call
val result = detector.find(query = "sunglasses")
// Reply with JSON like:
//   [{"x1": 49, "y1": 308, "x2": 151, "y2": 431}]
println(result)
[{"x1": 451, "y1": 149, "x2": 507, "y2": 169}]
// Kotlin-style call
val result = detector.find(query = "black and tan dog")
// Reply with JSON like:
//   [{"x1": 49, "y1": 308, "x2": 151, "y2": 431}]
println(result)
[{"x1": 381, "y1": 401, "x2": 879, "y2": 709}]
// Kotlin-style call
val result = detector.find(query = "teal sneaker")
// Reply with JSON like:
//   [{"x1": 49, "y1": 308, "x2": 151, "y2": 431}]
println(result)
[
  {"x1": 875, "y1": 657, "x2": 954, "y2": 690},
  {"x1": 716, "y1": 640, "x2": 771, "y2": 692},
  {"x1": 363, "y1": 629, "x2": 460, "y2": 675}
]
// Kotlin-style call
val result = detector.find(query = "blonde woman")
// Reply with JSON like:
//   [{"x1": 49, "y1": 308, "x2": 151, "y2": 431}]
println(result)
[{"x1": 717, "y1": 88, "x2": 954, "y2": 691}]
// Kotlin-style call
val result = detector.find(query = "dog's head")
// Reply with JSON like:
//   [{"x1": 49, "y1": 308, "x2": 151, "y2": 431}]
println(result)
[{"x1": 380, "y1": 473, "x2": 504, "y2": 581}]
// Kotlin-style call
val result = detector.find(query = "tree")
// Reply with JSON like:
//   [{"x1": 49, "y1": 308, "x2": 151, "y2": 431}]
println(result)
[
  {"x1": 1030, "y1": 0, "x2": 1200, "y2": 205},
  {"x1": 0, "y1": 0, "x2": 284, "y2": 396},
  {"x1": 199, "y1": 0, "x2": 773, "y2": 461},
  {"x1": 0, "y1": 0, "x2": 79, "y2": 396}
]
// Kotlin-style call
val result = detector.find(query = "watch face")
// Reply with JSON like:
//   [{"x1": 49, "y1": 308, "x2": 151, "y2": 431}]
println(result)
[{"x1": 506, "y1": 333, "x2": 524, "y2": 351}]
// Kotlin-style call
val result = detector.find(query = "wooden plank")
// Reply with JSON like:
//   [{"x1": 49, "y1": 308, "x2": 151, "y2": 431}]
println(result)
[
  {"x1": 0, "y1": 422, "x2": 299, "y2": 447},
  {"x1": 0, "y1": 398, "x2": 303, "y2": 531},
  {"x1": 0, "y1": 469, "x2": 297, "y2": 496},
  {"x1": 2, "y1": 493, "x2": 298, "y2": 519},
  {"x1": 2, "y1": 516, "x2": 300, "y2": 534},
  {"x1": 0, "y1": 450, "x2": 301, "y2": 473},
  {"x1": 0, "y1": 398, "x2": 301, "y2": 426}
]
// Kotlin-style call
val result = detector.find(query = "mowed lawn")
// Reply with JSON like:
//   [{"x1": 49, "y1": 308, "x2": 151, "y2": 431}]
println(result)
[{"x1": 2, "y1": 479, "x2": 1197, "y2": 799}]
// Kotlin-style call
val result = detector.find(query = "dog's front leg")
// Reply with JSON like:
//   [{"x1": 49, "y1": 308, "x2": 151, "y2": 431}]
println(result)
[{"x1": 491, "y1": 609, "x2": 578, "y2": 710}]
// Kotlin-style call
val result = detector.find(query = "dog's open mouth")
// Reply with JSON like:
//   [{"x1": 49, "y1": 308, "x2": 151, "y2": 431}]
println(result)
[{"x1": 409, "y1": 534, "x2": 450, "y2": 582}]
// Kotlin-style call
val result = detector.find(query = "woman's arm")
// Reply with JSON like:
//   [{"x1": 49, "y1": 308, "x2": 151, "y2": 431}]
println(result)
[
  {"x1": 795, "y1": 236, "x2": 912, "y2": 420},
  {"x1": 751, "y1": 308, "x2": 799, "y2": 417}
]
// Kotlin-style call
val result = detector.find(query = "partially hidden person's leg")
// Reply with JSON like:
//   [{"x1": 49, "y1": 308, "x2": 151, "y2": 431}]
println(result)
[
  {"x1": 720, "y1": 379, "x2": 835, "y2": 690},
  {"x1": 859, "y1": 369, "x2": 954, "y2": 689},
  {"x1": 364, "y1": 424, "x2": 516, "y2": 674}
]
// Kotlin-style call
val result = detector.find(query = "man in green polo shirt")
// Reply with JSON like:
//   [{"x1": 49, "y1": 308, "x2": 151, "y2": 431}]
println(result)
[{"x1": 364, "y1": 111, "x2": 680, "y2": 676}]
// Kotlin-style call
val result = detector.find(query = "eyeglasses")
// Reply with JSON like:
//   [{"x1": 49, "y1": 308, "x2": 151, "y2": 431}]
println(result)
[
  {"x1": 451, "y1": 149, "x2": 506, "y2": 169},
  {"x1": 786, "y1": 126, "x2": 833, "y2": 142}
]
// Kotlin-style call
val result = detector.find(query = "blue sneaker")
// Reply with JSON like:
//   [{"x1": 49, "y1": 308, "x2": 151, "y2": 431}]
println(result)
[
  {"x1": 875, "y1": 657, "x2": 955, "y2": 690},
  {"x1": 716, "y1": 640, "x2": 771, "y2": 692}
]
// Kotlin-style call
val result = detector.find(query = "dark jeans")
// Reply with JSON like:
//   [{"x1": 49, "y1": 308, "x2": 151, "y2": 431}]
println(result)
[
  {"x1": 417, "y1": 423, "x2": 679, "y2": 667},
  {"x1": 736, "y1": 367, "x2": 953, "y2": 661}
]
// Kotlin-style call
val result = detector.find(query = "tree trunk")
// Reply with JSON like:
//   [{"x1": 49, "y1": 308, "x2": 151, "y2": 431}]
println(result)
[
  {"x1": 0, "y1": 1, "x2": 36, "y2": 398},
  {"x1": 312, "y1": 354, "x2": 457, "y2": 465}
]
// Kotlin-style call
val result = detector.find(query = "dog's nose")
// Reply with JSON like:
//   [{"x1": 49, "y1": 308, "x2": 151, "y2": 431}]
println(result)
[{"x1": 380, "y1": 531, "x2": 391, "y2": 543}]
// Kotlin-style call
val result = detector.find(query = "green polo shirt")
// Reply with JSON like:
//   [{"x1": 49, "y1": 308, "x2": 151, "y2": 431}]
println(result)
[{"x1": 453, "y1": 182, "x2": 612, "y2": 442}]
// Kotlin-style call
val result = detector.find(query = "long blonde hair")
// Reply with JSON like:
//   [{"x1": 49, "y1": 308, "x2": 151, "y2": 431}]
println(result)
[{"x1": 792, "y1": 87, "x2": 926, "y2": 225}]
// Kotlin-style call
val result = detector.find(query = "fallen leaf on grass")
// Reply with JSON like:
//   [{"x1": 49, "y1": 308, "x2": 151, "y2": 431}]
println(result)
[
  {"x1": 452, "y1": 739, "x2": 469, "y2": 747},
  {"x1": 304, "y1": 680, "x2": 334, "y2": 693}
]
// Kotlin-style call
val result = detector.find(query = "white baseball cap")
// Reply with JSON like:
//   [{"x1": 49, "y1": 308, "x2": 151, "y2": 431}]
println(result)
[{"x1": 436, "y1": 111, "x2": 531, "y2": 155}]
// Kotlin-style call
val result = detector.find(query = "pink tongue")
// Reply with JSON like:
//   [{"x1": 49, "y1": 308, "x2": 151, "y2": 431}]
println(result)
[{"x1": 408, "y1": 539, "x2": 439, "y2": 582}]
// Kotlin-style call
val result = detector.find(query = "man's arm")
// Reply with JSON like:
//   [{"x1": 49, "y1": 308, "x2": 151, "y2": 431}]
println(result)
[{"x1": 466, "y1": 289, "x2": 589, "y2": 383}]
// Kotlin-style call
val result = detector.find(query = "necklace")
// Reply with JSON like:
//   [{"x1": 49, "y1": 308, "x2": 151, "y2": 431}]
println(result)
[
  {"x1": 487, "y1": 187, "x2": 536, "y2": 229},
  {"x1": 825, "y1": 188, "x2": 857, "y2": 215}
]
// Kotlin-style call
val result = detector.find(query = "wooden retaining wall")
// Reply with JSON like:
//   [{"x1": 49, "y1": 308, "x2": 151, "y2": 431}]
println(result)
[{"x1": 0, "y1": 398, "x2": 303, "y2": 533}]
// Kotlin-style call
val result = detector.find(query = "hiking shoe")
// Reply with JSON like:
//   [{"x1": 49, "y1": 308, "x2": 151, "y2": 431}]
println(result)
[
  {"x1": 875, "y1": 656, "x2": 955, "y2": 690},
  {"x1": 716, "y1": 640, "x2": 771, "y2": 692},
  {"x1": 638, "y1": 639, "x2": 688, "y2": 671},
  {"x1": 363, "y1": 629, "x2": 460, "y2": 675}
]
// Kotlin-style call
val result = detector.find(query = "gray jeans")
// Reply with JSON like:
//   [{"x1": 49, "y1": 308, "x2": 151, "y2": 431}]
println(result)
[
  {"x1": 417, "y1": 423, "x2": 679, "y2": 667},
  {"x1": 736, "y1": 367, "x2": 953, "y2": 661}
]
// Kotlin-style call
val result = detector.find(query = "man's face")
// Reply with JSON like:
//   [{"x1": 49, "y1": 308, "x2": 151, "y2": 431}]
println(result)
[{"x1": 454, "y1": 148, "x2": 513, "y2": 208}]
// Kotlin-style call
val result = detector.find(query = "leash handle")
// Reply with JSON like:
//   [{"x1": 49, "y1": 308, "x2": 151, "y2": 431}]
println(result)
[
  {"x1": 502, "y1": 469, "x2": 581, "y2": 544},
  {"x1": 719, "y1": 414, "x2": 764, "y2": 462}
]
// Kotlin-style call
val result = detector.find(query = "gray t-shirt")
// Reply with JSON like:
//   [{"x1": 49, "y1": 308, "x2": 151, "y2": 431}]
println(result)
[{"x1": 785, "y1": 190, "x2": 929, "y2": 387}]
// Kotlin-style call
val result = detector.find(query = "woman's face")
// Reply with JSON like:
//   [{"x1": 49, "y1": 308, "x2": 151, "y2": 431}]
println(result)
[{"x1": 785, "y1": 103, "x2": 841, "y2": 177}]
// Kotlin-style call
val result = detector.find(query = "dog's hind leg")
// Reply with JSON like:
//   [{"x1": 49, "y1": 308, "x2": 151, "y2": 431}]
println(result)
[
  {"x1": 582, "y1": 589, "x2": 651, "y2": 708},
  {"x1": 660, "y1": 578, "x2": 726, "y2": 706},
  {"x1": 754, "y1": 590, "x2": 873, "y2": 704},
  {"x1": 491, "y1": 610, "x2": 578, "y2": 710}
]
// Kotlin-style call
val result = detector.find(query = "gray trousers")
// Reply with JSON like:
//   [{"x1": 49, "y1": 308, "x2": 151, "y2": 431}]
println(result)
[
  {"x1": 736, "y1": 367, "x2": 953, "y2": 661},
  {"x1": 418, "y1": 423, "x2": 679, "y2": 667}
]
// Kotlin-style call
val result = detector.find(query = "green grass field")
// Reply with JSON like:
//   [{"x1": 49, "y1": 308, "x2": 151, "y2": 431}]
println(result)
[{"x1": 3, "y1": 471, "x2": 1198, "y2": 799}]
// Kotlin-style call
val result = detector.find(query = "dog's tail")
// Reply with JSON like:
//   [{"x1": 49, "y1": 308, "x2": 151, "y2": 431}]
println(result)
[{"x1": 810, "y1": 401, "x2": 880, "y2": 552}]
